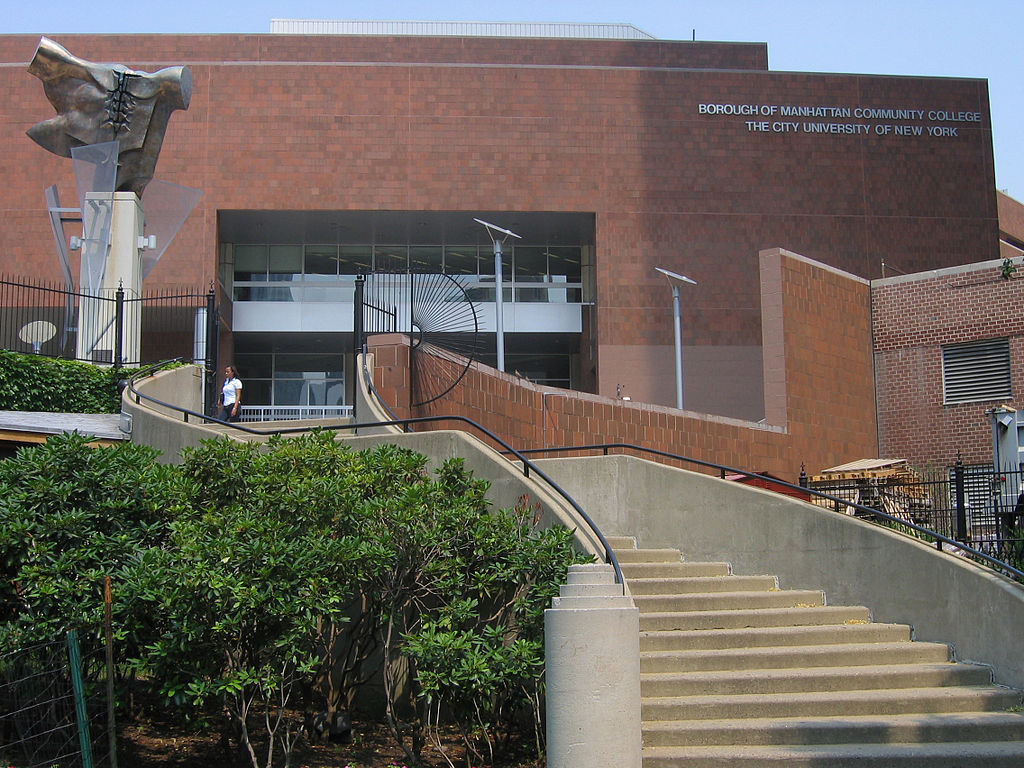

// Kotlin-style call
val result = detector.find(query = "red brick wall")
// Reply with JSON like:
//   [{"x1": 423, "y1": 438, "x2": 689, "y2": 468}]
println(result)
[
  {"x1": 1000, "y1": 191, "x2": 1024, "y2": 260},
  {"x1": 765, "y1": 249, "x2": 876, "y2": 462},
  {"x1": 874, "y1": 260, "x2": 1024, "y2": 467},
  {"x1": 0, "y1": 34, "x2": 997, "y2": 411},
  {"x1": 371, "y1": 249, "x2": 877, "y2": 480}
]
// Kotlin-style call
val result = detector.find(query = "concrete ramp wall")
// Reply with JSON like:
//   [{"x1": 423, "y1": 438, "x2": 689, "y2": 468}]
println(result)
[{"x1": 536, "y1": 453, "x2": 1024, "y2": 691}]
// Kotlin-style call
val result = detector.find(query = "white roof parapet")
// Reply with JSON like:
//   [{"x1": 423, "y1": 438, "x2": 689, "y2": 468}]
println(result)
[{"x1": 270, "y1": 19, "x2": 657, "y2": 40}]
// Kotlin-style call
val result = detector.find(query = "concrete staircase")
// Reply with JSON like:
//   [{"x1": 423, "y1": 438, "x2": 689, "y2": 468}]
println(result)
[{"x1": 607, "y1": 536, "x2": 1024, "y2": 767}]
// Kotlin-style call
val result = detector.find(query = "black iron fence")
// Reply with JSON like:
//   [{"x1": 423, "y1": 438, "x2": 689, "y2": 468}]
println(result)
[
  {"x1": 807, "y1": 461, "x2": 1024, "y2": 570},
  {"x1": 0, "y1": 275, "x2": 216, "y2": 371}
]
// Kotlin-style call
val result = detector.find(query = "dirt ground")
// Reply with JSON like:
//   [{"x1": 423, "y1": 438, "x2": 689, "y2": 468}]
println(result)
[{"x1": 118, "y1": 711, "x2": 544, "y2": 768}]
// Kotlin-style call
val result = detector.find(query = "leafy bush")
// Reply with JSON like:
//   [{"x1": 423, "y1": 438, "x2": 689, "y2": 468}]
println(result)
[
  {"x1": 0, "y1": 350, "x2": 130, "y2": 413},
  {"x1": 0, "y1": 432, "x2": 174, "y2": 646},
  {"x1": 348, "y1": 456, "x2": 585, "y2": 766},
  {"x1": 128, "y1": 433, "x2": 373, "y2": 768},
  {"x1": 399, "y1": 490, "x2": 579, "y2": 765},
  {"x1": 0, "y1": 431, "x2": 588, "y2": 768}
]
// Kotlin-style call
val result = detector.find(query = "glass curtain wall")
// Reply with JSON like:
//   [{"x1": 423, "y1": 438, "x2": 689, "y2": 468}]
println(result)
[
  {"x1": 220, "y1": 228, "x2": 591, "y2": 408},
  {"x1": 232, "y1": 351, "x2": 347, "y2": 412},
  {"x1": 226, "y1": 243, "x2": 584, "y2": 303}
]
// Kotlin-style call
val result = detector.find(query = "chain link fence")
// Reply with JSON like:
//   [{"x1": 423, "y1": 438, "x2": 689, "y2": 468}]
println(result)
[{"x1": 1, "y1": 630, "x2": 115, "y2": 768}]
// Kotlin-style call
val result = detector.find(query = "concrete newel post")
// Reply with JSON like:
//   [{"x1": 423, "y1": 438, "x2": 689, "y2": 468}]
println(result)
[{"x1": 544, "y1": 563, "x2": 642, "y2": 768}]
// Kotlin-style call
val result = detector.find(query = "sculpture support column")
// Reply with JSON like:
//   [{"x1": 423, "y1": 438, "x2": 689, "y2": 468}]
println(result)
[{"x1": 77, "y1": 192, "x2": 144, "y2": 364}]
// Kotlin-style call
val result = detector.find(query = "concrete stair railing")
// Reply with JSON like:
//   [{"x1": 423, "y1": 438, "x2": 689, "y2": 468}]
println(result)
[{"x1": 605, "y1": 536, "x2": 1024, "y2": 768}]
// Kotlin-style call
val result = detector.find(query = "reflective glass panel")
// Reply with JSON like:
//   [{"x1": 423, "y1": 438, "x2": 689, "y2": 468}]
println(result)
[
  {"x1": 304, "y1": 245, "x2": 339, "y2": 278},
  {"x1": 547, "y1": 246, "x2": 583, "y2": 282},
  {"x1": 234, "y1": 353, "x2": 273, "y2": 378},
  {"x1": 219, "y1": 243, "x2": 233, "y2": 288},
  {"x1": 338, "y1": 246, "x2": 372, "y2": 276},
  {"x1": 514, "y1": 246, "x2": 548, "y2": 278},
  {"x1": 269, "y1": 245, "x2": 303, "y2": 280},
  {"x1": 235, "y1": 245, "x2": 267, "y2": 281},
  {"x1": 249, "y1": 286, "x2": 297, "y2": 301},
  {"x1": 275, "y1": 353, "x2": 345, "y2": 377},
  {"x1": 303, "y1": 285, "x2": 354, "y2": 302},
  {"x1": 375, "y1": 245, "x2": 408, "y2": 273},
  {"x1": 478, "y1": 253, "x2": 510, "y2": 279},
  {"x1": 243, "y1": 379, "x2": 272, "y2": 404},
  {"x1": 465, "y1": 283, "x2": 512, "y2": 302},
  {"x1": 273, "y1": 379, "x2": 303, "y2": 405},
  {"x1": 515, "y1": 286, "x2": 549, "y2": 302},
  {"x1": 444, "y1": 246, "x2": 478, "y2": 275},
  {"x1": 410, "y1": 246, "x2": 443, "y2": 273},
  {"x1": 273, "y1": 374, "x2": 345, "y2": 405}
]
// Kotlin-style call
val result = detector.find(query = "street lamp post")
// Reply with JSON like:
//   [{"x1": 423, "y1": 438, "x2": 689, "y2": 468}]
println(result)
[
  {"x1": 655, "y1": 267, "x2": 697, "y2": 410},
  {"x1": 474, "y1": 218, "x2": 522, "y2": 372}
]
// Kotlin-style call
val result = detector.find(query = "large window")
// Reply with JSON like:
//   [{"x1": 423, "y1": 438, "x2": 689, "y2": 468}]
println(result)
[
  {"x1": 233, "y1": 352, "x2": 346, "y2": 409},
  {"x1": 942, "y1": 339, "x2": 1012, "y2": 405},
  {"x1": 227, "y1": 242, "x2": 585, "y2": 304}
]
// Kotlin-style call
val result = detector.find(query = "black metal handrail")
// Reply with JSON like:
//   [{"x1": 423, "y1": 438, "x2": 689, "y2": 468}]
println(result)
[
  {"x1": 510, "y1": 442, "x2": 1024, "y2": 583},
  {"x1": 125, "y1": 359, "x2": 626, "y2": 590}
]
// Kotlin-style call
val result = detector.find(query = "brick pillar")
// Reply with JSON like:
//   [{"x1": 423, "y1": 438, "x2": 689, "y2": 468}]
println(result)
[{"x1": 366, "y1": 334, "x2": 412, "y2": 420}]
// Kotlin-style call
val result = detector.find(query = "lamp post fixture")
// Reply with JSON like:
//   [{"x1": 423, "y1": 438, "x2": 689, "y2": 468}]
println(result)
[
  {"x1": 655, "y1": 267, "x2": 697, "y2": 410},
  {"x1": 474, "y1": 218, "x2": 522, "y2": 372}
]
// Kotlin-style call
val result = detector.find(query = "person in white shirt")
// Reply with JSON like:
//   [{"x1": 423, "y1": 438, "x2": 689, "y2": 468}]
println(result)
[{"x1": 218, "y1": 365, "x2": 243, "y2": 422}]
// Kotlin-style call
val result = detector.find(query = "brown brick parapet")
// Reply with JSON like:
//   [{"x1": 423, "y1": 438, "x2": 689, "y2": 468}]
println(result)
[{"x1": 368, "y1": 249, "x2": 878, "y2": 481}]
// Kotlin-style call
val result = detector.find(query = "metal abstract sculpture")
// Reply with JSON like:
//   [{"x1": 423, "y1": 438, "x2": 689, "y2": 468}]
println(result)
[
  {"x1": 26, "y1": 36, "x2": 192, "y2": 196},
  {"x1": 26, "y1": 37, "x2": 199, "y2": 366}
]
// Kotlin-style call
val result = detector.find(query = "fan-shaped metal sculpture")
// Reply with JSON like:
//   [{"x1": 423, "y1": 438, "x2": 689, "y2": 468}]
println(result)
[{"x1": 408, "y1": 272, "x2": 480, "y2": 407}]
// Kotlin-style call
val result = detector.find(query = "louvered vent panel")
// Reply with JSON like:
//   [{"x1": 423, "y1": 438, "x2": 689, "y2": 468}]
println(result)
[{"x1": 942, "y1": 339, "x2": 1012, "y2": 404}]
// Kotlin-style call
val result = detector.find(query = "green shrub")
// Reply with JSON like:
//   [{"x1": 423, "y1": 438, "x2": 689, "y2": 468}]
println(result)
[
  {"x1": 0, "y1": 350, "x2": 130, "y2": 413},
  {"x1": 0, "y1": 432, "x2": 174, "y2": 645},
  {"x1": 0, "y1": 430, "x2": 588, "y2": 768}
]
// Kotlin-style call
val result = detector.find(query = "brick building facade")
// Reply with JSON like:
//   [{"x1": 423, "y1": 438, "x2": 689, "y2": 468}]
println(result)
[
  {"x1": 874, "y1": 257, "x2": 1024, "y2": 469},
  {"x1": 371, "y1": 248, "x2": 876, "y2": 480},
  {"x1": 0, "y1": 28, "x2": 1003, "y2": 456},
  {"x1": 871, "y1": 193, "x2": 1024, "y2": 471},
  {"x1": 0, "y1": 30, "x2": 995, "y2": 423},
  {"x1": 1000, "y1": 191, "x2": 1024, "y2": 262}
]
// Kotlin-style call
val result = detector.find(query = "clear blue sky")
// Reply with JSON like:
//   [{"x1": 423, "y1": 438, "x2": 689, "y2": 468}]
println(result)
[{"x1": 7, "y1": 0, "x2": 1022, "y2": 199}]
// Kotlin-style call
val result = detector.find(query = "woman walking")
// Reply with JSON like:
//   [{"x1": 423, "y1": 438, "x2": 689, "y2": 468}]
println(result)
[{"x1": 218, "y1": 365, "x2": 243, "y2": 422}]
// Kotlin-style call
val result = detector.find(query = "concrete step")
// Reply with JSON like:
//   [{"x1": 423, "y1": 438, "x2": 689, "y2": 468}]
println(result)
[
  {"x1": 628, "y1": 574, "x2": 778, "y2": 594},
  {"x1": 605, "y1": 535, "x2": 637, "y2": 550},
  {"x1": 640, "y1": 640, "x2": 950, "y2": 673},
  {"x1": 621, "y1": 561, "x2": 732, "y2": 578},
  {"x1": 565, "y1": 563, "x2": 616, "y2": 585},
  {"x1": 639, "y1": 605, "x2": 871, "y2": 632},
  {"x1": 633, "y1": 589, "x2": 824, "y2": 614},
  {"x1": 615, "y1": 535, "x2": 1023, "y2": 766},
  {"x1": 551, "y1": 594, "x2": 632, "y2": 609},
  {"x1": 642, "y1": 710, "x2": 1024, "y2": 747},
  {"x1": 640, "y1": 662, "x2": 993, "y2": 697},
  {"x1": 560, "y1": 581, "x2": 627, "y2": 597},
  {"x1": 640, "y1": 622, "x2": 912, "y2": 651},
  {"x1": 641, "y1": 685, "x2": 1021, "y2": 721},
  {"x1": 641, "y1": 740, "x2": 1024, "y2": 767},
  {"x1": 616, "y1": 548, "x2": 685, "y2": 563}
]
